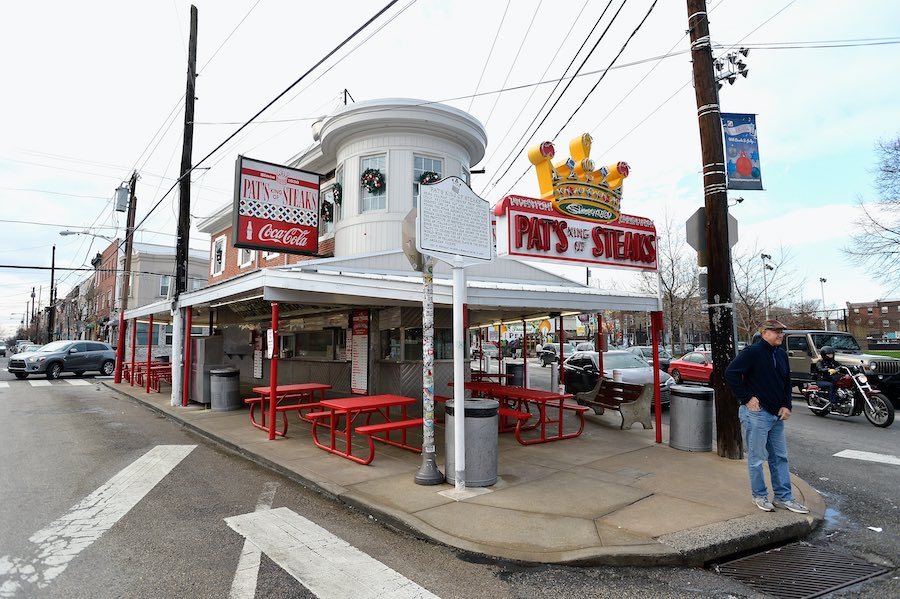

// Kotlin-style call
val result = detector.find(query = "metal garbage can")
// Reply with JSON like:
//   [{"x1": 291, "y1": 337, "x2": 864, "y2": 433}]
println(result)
[
  {"x1": 445, "y1": 399, "x2": 499, "y2": 487},
  {"x1": 669, "y1": 385, "x2": 714, "y2": 451},
  {"x1": 505, "y1": 362, "x2": 524, "y2": 387},
  {"x1": 210, "y1": 367, "x2": 241, "y2": 411}
]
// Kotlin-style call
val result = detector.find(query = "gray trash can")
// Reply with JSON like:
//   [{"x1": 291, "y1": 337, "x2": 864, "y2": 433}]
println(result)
[
  {"x1": 669, "y1": 385, "x2": 714, "y2": 451},
  {"x1": 210, "y1": 367, "x2": 241, "y2": 411},
  {"x1": 505, "y1": 362, "x2": 524, "y2": 387},
  {"x1": 445, "y1": 399, "x2": 499, "y2": 487}
]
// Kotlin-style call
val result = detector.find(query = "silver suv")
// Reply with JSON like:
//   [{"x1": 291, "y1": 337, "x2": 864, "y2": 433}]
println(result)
[
  {"x1": 783, "y1": 330, "x2": 900, "y2": 403},
  {"x1": 7, "y1": 340, "x2": 117, "y2": 380}
]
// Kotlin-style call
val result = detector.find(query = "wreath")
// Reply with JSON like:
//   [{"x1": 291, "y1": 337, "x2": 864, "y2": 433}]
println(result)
[
  {"x1": 419, "y1": 171, "x2": 441, "y2": 185},
  {"x1": 321, "y1": 201, "x2": 333, "y2": 223},
  {"x1": 360, "y1": 168, "x2": 385, "y2": 193},
  {"x1": 332, "y1": 182, "x2": 342, "y2": 206}
]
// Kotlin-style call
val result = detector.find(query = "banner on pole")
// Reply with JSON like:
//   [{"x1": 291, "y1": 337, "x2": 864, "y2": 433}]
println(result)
[{"x1": 721, "y1": 113, "x2": 763, "y2": 190}]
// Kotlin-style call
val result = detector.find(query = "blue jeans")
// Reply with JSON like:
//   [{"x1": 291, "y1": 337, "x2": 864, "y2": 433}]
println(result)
[{"x1": 738, "y1": 404, "x2": 794, "y2": 501}]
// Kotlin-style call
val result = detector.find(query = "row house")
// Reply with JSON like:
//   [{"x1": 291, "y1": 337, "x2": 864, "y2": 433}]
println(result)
[{"x1": 847, "y1": 298, "x2": 900, "y2": 340}]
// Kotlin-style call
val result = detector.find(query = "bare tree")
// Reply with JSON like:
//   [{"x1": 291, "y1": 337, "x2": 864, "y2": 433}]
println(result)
[
  {"x1": 731, "y1": 243, "x2": 803, "y2": 340},
  {"x1": 847, "y1": 134, "x2": 900, "y2": 289},
  {"x1": 640, "y1": 213, "x2": 699, "y2": 349}
]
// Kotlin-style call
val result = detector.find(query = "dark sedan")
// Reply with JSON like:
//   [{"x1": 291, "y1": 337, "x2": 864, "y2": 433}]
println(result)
[
  {"x1": 563, "y1": 350, "x2": 674, "y2": 406},
  {"x1": 627, "y1": 345, "x2": 672, "y2": 372}
]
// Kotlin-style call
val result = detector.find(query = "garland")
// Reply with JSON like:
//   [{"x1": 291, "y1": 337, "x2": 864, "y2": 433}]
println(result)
[
  {"x1": 321, "y1": 201, "x2": 333, "y2": 223},
  {"x1": 419, "y1": 171, "x2": 441, "y2": 185},
  {"x1": 361, "y1": 168, "x2": 385, "y2": 193},
  {"x1": 332, "y1": 182, "x2": 342, "y2": 205}
]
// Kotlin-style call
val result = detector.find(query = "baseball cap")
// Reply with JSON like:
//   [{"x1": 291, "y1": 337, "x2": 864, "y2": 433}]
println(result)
[{"x1": 759, "y1": 319, "x2": 787, "y2": 332}]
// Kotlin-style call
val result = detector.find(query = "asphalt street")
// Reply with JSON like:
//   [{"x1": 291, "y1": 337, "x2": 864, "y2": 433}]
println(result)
[{"x1": 1, "y1": 356, "x2": 896, "y2": 598}]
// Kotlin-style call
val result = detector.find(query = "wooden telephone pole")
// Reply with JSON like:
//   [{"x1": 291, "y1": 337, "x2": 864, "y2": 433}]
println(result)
[{"x1": 686, "y1": 0, "x2": 741, "y2": 459}]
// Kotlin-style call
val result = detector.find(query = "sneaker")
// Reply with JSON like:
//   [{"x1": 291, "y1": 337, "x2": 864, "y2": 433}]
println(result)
[
  {"x1": 773, "y1": 499, "x2": 810, "y2": 514},
  {"x1": 752, "y1": 496, "x2": 775, "y2": 512}
]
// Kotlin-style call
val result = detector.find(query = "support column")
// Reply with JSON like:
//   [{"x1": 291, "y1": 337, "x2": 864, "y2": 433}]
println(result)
[
  {"x1": 145, "y1": 314, "x2": 154, "y2": 393},
  {"x1": 182, "y1": 309, "x2": 192, "y2": 407},
  {"x1": 114, "y1": 312, "x2": 126, "y2": 384},
  {"x1": 269, "y1": 302, "x2": 279, "y2": 441},
  {"x1": 651, "y1": 311, "x2": 663, "y2": 444},
  {"x1": 129, "y1": 318, "x2": 137, "y2": 387},
  {"x1": 415, "y1": 257, "x2": 442, "y2": 485},
  {"x1": 522, "y1": 318, "x2": 528, "y2": 389},
  {"x1": 596, "y1": 312, "x2": 604, "y2": 374},
  {"x1": 558, "y1": 315, "x2": 566, "y2": 390}
]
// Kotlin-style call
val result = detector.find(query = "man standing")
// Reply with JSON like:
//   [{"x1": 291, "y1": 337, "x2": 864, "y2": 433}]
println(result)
[{"x1": 725, "y1": 319, "x2": 809, "y2": 514}]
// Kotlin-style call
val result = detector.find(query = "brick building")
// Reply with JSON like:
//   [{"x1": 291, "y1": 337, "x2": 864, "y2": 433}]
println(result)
[{"x1": 846, "y1": 299, "x2": 900, "y2": 340}]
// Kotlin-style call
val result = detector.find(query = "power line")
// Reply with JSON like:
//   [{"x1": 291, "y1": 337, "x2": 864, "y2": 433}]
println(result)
[{"x1": 467, "y1": 0, "x2": 512, "y2": 113}]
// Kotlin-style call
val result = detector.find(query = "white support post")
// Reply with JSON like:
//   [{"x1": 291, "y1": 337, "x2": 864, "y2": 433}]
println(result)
[
  {"x1": 452, "y1": 259, "x2": 466, "y2": 491},
  {"x1": 170, "y1": 306, "x2": 183, "y2": 407}
]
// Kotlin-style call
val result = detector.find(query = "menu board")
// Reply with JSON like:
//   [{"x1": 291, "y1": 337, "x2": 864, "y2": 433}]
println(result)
[{"x1": 351, "y1": 309, "x2": 369, "y2": 394}]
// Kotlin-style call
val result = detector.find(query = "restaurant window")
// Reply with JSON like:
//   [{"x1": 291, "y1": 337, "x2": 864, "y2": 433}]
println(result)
[
  {"x1": 360, "y1": 154, "x2": 386, "y2": 213},
  {"x1": 320, "y1": 186, "x2": 335, "y2": 237},
  {"x1": 239, "y1": 248, "x2": 254, "y2": 268},
  {"x1": 159, "y1": 275, "x2": 171, "y2": 298},
  {"x1": 404, "y1": 328, "x2": 423, "y2": 361},
  {"x1": 263, "y1": 251, "x2": 280, "y2": 261},
  {"x1": 434, "y1": 328, "x2": 454, "y2": 359},
  {"x1": 279, "y1": 334, "x2": 295, "y2": 358},
  {"x1": 164, "y1": 325, "x2": 173, "y2": 345},
  {"x1": 294, "y1": 330, "x2": 333, "y2": 359},
  {"x1": 412, "y1": 155, "x2": 442, "y2": 207},
  {"x1": 212, "y1": 236, "x2": 226, "y2": 276},
  {"x1": 381, "y1": 328, "x2": 401, "y2": 360}
]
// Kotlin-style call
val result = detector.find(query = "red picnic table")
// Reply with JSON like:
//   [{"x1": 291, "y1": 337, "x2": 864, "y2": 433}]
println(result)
[
  {"x1": 310, "y1": 394, "x2": 421, "y2": 465},
  {"x1": 470, "y1": 371, "x2": 513, "y2": 384},
  {"x1": 248, "y1": 383, "x2": 332, "y2": 437},
  {"x1": 450, "y1": 381, "x2": 588, "y2": 445},
  {"x1": 147, "y1": 364, "x2": 173, "y2": 392}
]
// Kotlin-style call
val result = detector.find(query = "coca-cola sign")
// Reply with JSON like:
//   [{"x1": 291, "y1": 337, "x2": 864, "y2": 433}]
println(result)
[{"x1": 232, "y1": 155, "x2": 320, "y2": 256}]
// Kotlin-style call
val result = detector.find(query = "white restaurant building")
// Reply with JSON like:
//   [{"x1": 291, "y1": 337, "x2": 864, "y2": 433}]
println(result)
[{"x1": 123, "y1": 98, "x2": 660, "y2": 401}]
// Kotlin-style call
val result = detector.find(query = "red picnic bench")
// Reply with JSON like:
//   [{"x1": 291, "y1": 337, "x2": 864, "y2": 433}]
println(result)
[{"x1": 247, "y1": 383, "x2": 332, "y2": 437}]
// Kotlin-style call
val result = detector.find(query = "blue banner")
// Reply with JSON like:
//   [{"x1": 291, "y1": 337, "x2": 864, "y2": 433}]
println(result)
[{"x1": 721, "y1": 113, "x2": 763, "y2": 190}]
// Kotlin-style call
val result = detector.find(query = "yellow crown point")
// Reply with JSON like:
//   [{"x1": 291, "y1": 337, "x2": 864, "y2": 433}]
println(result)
[
  {"x1": 527, "y1": 141, "x2": 556, "y2": 199},
  {"x1": 603, "y1": 161, "x2": 630, "y2": 190},
  {"x1": 569, "y1": 133, "x2": 592, "y2": 163}
]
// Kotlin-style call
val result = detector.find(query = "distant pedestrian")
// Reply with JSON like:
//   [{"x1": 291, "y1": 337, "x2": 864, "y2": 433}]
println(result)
[{"x1": 724, "y1": 319, "x2": 809, "y2": 514}]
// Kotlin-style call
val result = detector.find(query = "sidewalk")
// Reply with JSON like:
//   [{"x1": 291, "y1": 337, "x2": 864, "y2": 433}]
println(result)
[{"x1": 105, "y1": 382, "x2": 824, "y2": 566}]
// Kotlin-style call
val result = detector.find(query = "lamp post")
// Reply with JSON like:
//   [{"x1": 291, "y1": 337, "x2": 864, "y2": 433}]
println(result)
[
  {"x1": 761, "y1": 253, "x2": 773, "y2": 320},
  {"x1": 819, "y1": 277, "x2": 828, "y2": 331},
  {"x1": 59, "y1": 230, "x2": 114, "y2": 241}
]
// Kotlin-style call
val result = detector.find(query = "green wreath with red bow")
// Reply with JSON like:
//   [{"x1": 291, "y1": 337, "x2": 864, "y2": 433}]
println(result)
[
  {"x1": 361, "y1": 168, "x2": 385, "y2": 193},
  {"x1": 419, "y1": 171, "x2": 441, "y2": 185}
]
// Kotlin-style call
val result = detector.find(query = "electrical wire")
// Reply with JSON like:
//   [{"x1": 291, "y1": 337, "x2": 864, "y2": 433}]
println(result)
[{"x1": 467, "y1": 0, "x2": 512, "y2": 113}]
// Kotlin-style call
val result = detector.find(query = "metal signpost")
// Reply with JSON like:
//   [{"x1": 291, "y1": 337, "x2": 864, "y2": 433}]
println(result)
[{"x1": 417, "y1": 177, "x2": 493, "y2": 493}]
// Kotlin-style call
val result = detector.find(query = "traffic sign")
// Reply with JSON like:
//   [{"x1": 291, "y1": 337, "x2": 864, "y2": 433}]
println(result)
[{"x1": 685, "y1": 207, "x2": 738, "y2": 266}]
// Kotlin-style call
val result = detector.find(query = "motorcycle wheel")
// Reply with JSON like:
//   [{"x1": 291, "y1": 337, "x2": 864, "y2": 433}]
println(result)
[{"x1": 863, "y1": 393, "x2": 895, "y2": 428}]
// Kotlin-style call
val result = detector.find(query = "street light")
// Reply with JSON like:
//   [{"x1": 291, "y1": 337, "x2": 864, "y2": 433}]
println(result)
[
  {"x1": 819, "y1": 277, "x2": 828, "y2": 331},
  {"x1": 60, "y1": 230, "x2": 114, "y2": 241},
  {"x1": 761, "y1": 254, "x2": 774, "y2": 320}
]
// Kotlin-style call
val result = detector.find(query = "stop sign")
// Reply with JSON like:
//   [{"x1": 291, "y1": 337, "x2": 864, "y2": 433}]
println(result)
[{"x1": 685, "y1": 207, "x2": 738, "y2": 266}]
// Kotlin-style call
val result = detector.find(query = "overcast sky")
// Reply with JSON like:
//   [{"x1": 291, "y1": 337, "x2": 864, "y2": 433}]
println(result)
[{"x1": 2, "y1": 0, "x2": 899, "y2": 337}]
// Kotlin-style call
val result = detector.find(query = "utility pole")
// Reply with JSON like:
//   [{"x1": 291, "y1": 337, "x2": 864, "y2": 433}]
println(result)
[
  {"x1": 687, "y1": 0, "x2": 740, "y2": 459},
  {"x1": 114, "y1": 172, "x2": 139, "y2": 383},
  {"x1": 172, "y1": 4, "x2": 198, "y2": 408},
  {"x1": 48, "y1": 246, "x2": 56, "y2": 342}
]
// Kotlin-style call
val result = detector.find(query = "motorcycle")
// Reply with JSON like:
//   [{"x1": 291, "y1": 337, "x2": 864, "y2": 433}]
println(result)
[{"x1": 801, "y1": 364, "x2": 894, "y2": 428}]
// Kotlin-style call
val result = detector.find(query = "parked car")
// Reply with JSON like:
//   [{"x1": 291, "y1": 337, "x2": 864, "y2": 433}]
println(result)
[
  {"x1": 21, "y1": 344, "x2": 43, "y2": 354},
  {"x1": 563, "y1": 350, "x2": 673, "y2": 405},
  {"x1": 0, "y1": 344, "x2": 6, "y2": 357},
  {"x1": 627, "y1": 346, "x2": 672, "y2": 372},
  {"x1": 668, "y1": 351, "x2": 714, "y2": 385},
  {"x1": 7, "y1": 340, "x2": 117, "y2": 380},
  {"x1": 538, "y1": 342, "x2": 576, "y2": 366},
  {"x1": 575, "y1": 341, "x2": 595, "y2": 351},
  {"x1": 471, "y1": 341, "x2": 499, "y2": 360}
]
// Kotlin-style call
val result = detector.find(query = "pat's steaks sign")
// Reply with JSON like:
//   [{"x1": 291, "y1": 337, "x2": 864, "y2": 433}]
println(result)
[
  {"x1": 494, "y1": 195, "x2": 657, "y2": 271},
  {"x1": 233, "y1": 155, "x2": 320, "y2": 255}
]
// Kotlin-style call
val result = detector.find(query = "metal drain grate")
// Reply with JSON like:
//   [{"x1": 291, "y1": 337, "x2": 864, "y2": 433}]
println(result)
[{"x1": 716, "y1": 543, "x2": 888, "y2": 599}]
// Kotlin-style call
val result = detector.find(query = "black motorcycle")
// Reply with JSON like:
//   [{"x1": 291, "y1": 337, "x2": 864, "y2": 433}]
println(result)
[{"x1": 801, "y1": 364, "x2": 894, "y2": 428}]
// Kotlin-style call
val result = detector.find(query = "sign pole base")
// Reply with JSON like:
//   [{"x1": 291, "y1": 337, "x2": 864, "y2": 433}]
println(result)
[{"x1": 414, "y1": 454, "x2": 444, "y2": 486}]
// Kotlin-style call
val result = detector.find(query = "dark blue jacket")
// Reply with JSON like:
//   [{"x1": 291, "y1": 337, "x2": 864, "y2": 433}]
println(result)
[{"x1": 724, "y1": 338, "x2": 792, "y2": 414}]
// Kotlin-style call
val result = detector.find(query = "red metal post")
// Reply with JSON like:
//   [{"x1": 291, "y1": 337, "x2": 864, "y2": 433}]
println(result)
[
  {"x1": 269, "y1": 302, "x2": 279, "y2": 441},
  {"x1": 522, "y1": 318, "x2": 528, "y2": 389},
  {"x1": 145, "y1": 314, "x2": 154, "y2": 393},
  {"x1": 496, "y1": 324, "x2": 502, "y2": 374},
  {"x1": 129, "y1": 318, "x2": 137, "y2": 387},
  {"x1": 558, "y1": 315, "x2": 565, "y2": 387},
  {"x1": 182, "y1": 309, "x2": 192, "y2": 407},
  {"x1": 596, "y1": 312, "x2": 604, "y2": 374},
  {"x1": 114, "y1": 311, "x2": 126, "y2": 383},
  {"x1": 651, "y1": 311, "x2": 663, "y2": 444}
]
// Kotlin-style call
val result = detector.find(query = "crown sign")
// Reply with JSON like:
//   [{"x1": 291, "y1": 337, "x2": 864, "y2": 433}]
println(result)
[{"x1": 527, "y1": 133, "x2": 629, "y2": 223}]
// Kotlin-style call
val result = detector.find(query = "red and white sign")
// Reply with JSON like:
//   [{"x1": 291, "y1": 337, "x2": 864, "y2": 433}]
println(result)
[
  {"x1": 494, "y1": 195, "x2": 658, "y2": 271},
  {"x1": 351, "y1": 310, "x2": 369, "y2": 395},
  {"x1": 233, "y1": 156, "x2": 320, "y2": 256}
]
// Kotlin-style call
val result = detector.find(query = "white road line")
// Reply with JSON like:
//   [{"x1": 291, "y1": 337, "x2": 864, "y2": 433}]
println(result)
[
  {"x1": 228, "y1": 482, "x2": 279, "y2": 599},
  {"x1": 64, "y1": 379, "x2": 92, "y2": 386},
  {"x1": 27, "y1": 380, "x2": 51, "y2": 387},
  {"x1": 0, "y1": 445, "x2": 196, "y2": 598},
  {"x1": 225, "y1": 507, "x2": 440, "y2": 599},
  {"x1": 834, "y1": 449, "x2": 900, "y2": 466},
  {"x1": 0, "y1": 382, "x2": 9, "y2": 389}
]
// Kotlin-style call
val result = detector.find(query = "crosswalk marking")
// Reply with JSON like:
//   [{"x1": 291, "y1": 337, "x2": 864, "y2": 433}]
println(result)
[
  {"x1": 65, "y1": 379, "x2": 92, "y2": 386},
  {"x1": 0, "y1": 382, "x2": 8, "y2": 389},
  {"x1": 834, "y1": 449, "x2": 900, "y2": 466},
  {"x1": 27, "y1": 380, "x2": 51, "y2": 387},
  {"x1": 229, "y1": 482, "x2": 279, "y2": 599},
  {"x1": 0, "y1": 445, "x2": 196, "y2": 598},
  {"x1": 225, "y1": 507, "x2": 440, "y2": 599}
]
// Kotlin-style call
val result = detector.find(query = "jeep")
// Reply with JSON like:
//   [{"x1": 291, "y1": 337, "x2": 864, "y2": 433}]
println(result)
[{"x1": 782, "y1": 330, "x2": 900, "y2": 404}]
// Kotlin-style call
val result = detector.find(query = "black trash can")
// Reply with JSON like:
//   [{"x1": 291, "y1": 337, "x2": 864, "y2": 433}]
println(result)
[
  {"x1": 210, "y1": 367, "x2": 241, "y2": 411},
  {"x1": 505, "y1": 362, "x2": 524, "y2": 387},
  {"x1": 445, "y1": 399, "x2": 499, "y2": 487},
  {"x1": 669, "y1": 385, "x2": 714, "y2": 451}
]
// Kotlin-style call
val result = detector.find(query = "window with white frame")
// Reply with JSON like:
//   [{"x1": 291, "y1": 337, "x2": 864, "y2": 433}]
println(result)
[
  {"x1": 159, "y1": 275, "x2": 171, "y2": 297},
  {"x1": 212, "y1": 236, "x2": 226, "y2": 276},
  {"x1": 360, "y1": 155, "x2": 386, "y2": 213},
  {"x1": 335, "y1": 166, "x2": 343, "y2": 223},
  {"x1": 413, "y1": 155, "x2": 442, "y2": 207},
  {"x1": 263, "y1": 251, "x2": 280, "y2": 261},
  {"x1": 239, "y1": 248, "x2": 255, "y2": 268},
  {"x1": 320, "y1": 186, "x2": 335, "y2": 236},
  {"x1": 881, "y1": 306, "x2": 888, "y2": 313},
  {"x1": 460, "y1": 164, "x2": 470, "y2": 185},
  {"x1": 883, "y1": 320, "x2": 890, "y2": 327}
]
